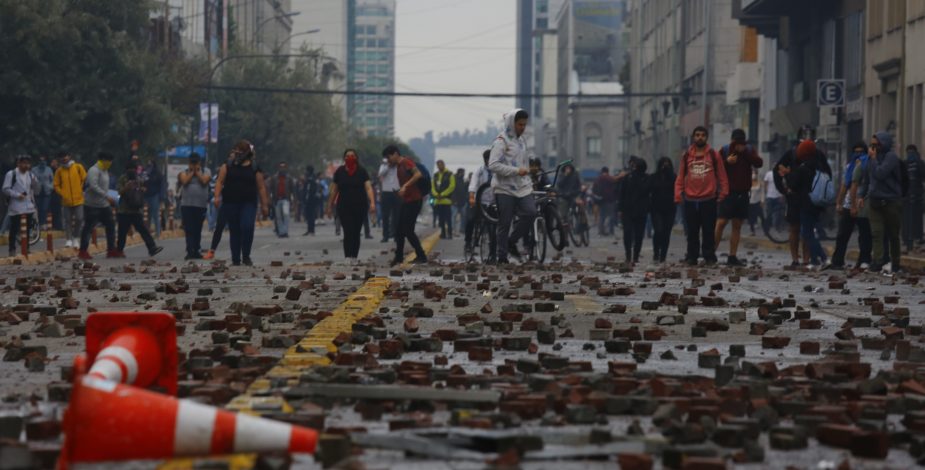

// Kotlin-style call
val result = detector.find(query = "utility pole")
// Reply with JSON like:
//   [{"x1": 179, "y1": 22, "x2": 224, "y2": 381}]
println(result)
[{"x1": 701, "y1": 0, "x2": 712, "y2": 127}]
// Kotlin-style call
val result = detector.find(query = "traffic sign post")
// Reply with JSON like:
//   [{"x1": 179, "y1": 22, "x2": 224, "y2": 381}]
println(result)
[{"x1": 817, "y1": 79, "x2": 846, "y2": 107}]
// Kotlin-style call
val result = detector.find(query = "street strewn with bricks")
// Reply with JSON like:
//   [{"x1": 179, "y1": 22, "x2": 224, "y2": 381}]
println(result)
[{"x1": 1, "y1": 219, "x2": 924, "y2": 469}]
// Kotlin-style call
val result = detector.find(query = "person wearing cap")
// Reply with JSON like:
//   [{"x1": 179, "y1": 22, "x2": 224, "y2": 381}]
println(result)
[
  {"x1": 714, "y1": 129, "x2": 763, "y2": 266},
  {"x1": 78, "y1": 152, "x2": 118, "y2": 259},
  {"x1": 790, "y1": 140, "x2": 830, "y2": 268},
  {"x1": 2, "y1": 155, "x2": 38, "y2": 257},
  {"x1": 178, "y1": 153, "x2": 211, "y2": 260}
]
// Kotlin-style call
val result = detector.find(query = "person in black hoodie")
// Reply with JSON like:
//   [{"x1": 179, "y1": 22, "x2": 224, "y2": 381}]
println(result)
[
  {"x1": 619, "y1": 157, "x2": 651, "y2": 264},
  {"x1": 555, "y1": 163, "x2": 582, "y2": 238},
  {"x1": 791, "y1": 140, "x2": 830, "y2": 268},
  {"x1": 650, "y1": 157, "x2": 677, "y2": 262}
]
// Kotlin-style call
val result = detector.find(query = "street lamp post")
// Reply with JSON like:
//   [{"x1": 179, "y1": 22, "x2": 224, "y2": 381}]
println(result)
[
  {"x1": 254, "y1": 11, "x2": 301, "y2": 52},
  {"x1": 274, "y1": 28, "x2": 321, "y2": 55}
]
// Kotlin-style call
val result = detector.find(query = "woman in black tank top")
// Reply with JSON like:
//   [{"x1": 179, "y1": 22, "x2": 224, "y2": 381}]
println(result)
[{"x1": 213, "y1": 140, "x2": 269, "y2": 266}]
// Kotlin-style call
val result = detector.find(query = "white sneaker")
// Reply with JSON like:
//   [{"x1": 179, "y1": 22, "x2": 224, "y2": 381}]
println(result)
[
  {"x1": 71, "y1": 238, "x2": 79, "y2": 247},
  {"x1": 882, "y1": 262, "x2": 893, "y2": 275},
  {"x1": 859, "y1": 263, "x2": 870, "y2": 270},
  {"x1": 64, "y1": 240, "x2": 73, "y2": 248}
]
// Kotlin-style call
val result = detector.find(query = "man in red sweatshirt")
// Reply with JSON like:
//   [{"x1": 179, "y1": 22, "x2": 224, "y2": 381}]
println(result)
[
  {"x1": 675, "y1": 126, "x2": 729, "y2": 266},
  {"x1": 714, "y1": 129, "x2": 763, "y2": 266}
]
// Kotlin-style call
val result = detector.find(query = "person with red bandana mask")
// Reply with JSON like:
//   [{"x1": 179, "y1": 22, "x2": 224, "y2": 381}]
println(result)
[{"x1": 327, "y1": 149, "x2": 376, "y2": 265}]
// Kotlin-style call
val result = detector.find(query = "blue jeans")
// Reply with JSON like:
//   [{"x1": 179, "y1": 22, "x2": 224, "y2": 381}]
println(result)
[
  {"x1": 34, "y1": 193, "x2": 51, "y2": 227},
  {"x1": 145, "y1": 195, "x2": 161, "y2": 237},
  {"x1": 274, "y1": 199, "x2": 290, "y2": 236},
  {"x1": 800, "y1": 208, "x2": 827, "y2": 265},
  {"x1": 223, "y1": 202, "x2": 257, "y2": 263}
]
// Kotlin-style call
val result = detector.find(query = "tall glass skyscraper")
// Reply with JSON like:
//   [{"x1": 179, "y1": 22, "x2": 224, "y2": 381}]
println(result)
[{"x1": 347, "y1": 0, "x2": 396, "y2": 137}]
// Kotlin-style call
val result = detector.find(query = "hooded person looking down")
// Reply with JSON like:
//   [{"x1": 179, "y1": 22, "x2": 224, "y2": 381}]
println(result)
[{"x1": 488, "y1": 108, "x2": 536, "y2": 264}]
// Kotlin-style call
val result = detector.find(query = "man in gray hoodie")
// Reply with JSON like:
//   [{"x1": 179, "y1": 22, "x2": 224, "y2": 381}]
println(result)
[
  {"x1": 78, "y1": 152, "x2": 118, "y2": 259},
  {"x1": 489, "y1": 109, "x2": 535, "y2": 264},
  {"x1": 861, "y1": 131, "x2": 903, "y2": 273}
]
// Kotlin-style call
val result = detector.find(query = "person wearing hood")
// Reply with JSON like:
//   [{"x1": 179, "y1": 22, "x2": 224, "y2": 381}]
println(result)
[
  {"x1": 651, "y1": 156, "x2": 677, "y2": 263},
  {"x1": 714, "y1": 129, "x2": 763, "y2": 266},
  {"x1": 790, "y1": 140, "x2": 829, "y2": 268},
  {"x1": 619, "y1": 156, "x2": 651, "y2": 264},
  {"x1": 903, "y1": 144, "x2": 924, "y2": 250},
  {"x1": 489, "y1": 109, "x2": 535, "y2": 264},
  {"x1": 555, "y1": 162, "x2": 581, "y2": 243},
  {"x1": 327, "y1": 149, "x2": 376, "y2": 264},
  {"x1": 860, "y1": 131, "x2": 903, "y2": 273},
  {"x1": 774, "y1": 125, "x2": 814, "y2": 266},
  {"x1": 53, "y1": 151, "x2": 86, "y2": 248},
  {"x1": 78, "y1": 152, "x2": 118, "y2": 260},
  {"x1": 674, "y1": 126, "x2": 729, "y2": 266},
  {"x1": 827, "y1": 142, "x2": 872, "y2": 270}
]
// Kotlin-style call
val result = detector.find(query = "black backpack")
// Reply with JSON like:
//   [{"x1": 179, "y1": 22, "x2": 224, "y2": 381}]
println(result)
[
  {"x1": 122, "y1": 180, "x2": 145, "y2": 210},
  {"x1": 413, "y1": 161, "x2": 431, "y2": 194}
]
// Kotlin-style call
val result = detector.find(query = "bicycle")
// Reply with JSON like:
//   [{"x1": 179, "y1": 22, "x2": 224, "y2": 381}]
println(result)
[
  {"x1": 466, "y1": 190, "x2": 497, "y2": 264},
  {"x1": 477, "y1": 160, "x2": 571, "y2": 264},
  {"x1": 565, "y1": 199, "x2": 590, "y2": 247},
  {"x1": 760, "y1": 200, "x2": 834, "y2": 244}
]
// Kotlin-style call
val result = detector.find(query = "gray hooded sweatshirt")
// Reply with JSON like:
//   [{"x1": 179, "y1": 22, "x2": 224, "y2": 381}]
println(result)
[
  {"x1": 488, "y1": 108, "x2": 533, "y2": 198},
  {"x1": 863, "y1": 131, "x2": 902, "y2": 201}
]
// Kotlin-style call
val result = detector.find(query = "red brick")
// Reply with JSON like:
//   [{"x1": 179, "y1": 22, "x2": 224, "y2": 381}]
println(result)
[{"x1": 617, "y1": 453, "x2": 653, "y2": 470}]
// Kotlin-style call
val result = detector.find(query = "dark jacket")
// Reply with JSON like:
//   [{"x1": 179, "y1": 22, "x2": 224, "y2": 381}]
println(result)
[
  {"x1": 864, "y1": 131, "x2": 902, "y2": 201},
  {"x1": 791, "y1": 153, "x2": 831, "y2": 213},
  {"x1": 907, "y1": 150, "x2": 924, "y2": 200},
  {"x1": 555, "y1": 166, "x2": 581, "y2": 199},
  {"x1": 593, "y1": 175, "x2": 617, "y2": 203},
  {"x1": 720, "y1": 144, "x2": 763, "y2": 193},
  {"x1": 619, "y1": 160, "x2": 651, "y2": 218},
  {"x1": 651, "y1": 157, "x2": 677, "y2": 214}
]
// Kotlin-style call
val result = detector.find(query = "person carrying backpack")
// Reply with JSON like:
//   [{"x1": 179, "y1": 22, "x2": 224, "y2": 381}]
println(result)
[
  {"x1": 2, "y1": 155, "x2": 37, "y2": 257},
  {"x1": 791, "y1": 140, "x2": 830, "y2": 268},
  {"x1": 115, "y1": 161, "x2": 163, "y2": 258},
  {"x1": 861, "y1": 131, "x2": 904, "y2": 273},
  {"x1": 674, "y1": 126, "x2": 729, "y2": 266},
  {"x1": 384, "y1": 144, "x2": 428, "y2": 266}
]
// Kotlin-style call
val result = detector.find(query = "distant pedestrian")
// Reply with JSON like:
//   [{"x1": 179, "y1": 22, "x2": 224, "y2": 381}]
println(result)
[
  {"x1": 902, "y1": 144, "x2": 924, "y2": 250},
  {"x1": 143, "y1": 159, "x2": 163, "y2": 238},
  {"x1": 593, "y1": 167, "x2": 617, "y2": 236},
  {"x1": 828, "y1": 142, "x2": 871, "y2": 270},
  {"x1": 2, "y1": 155, "x2": 37, "y2": 257},
  {"x1": 862, "y1": 132, "x2": 904, "y2": 273},
  {"x1": 619, "y1": 157, "x2": 650, "y2": 264},
  {"x1": 432, "y1": 160, "x2": 455, "y2": 239},
  {"x1": 213, "y1": 140, "x2": 270, "y2": 266},
  {"x1": 32, "y1": 155, "x2": 54, "y2": 229},
  {"x1": 48, "y1": 157, "x2": 62, "y2": 230},
  {"x1": 115, "y1": 161, "x2": 163, "y2": 258},
  {"x1": 204, "y1": 155, "x2": 234, "y2": 260},
  {"x1": 302, "y1": 166, "x2": 321, "y2": 236},
  {"x1": 78, "y1": 153, "x2": 118, "y2": 260},
  {"x1": 674, "y1": 126, "x2": 729, "y2": 266},
  {"x1": 452, "y1": 168, "x2": 468, "y2": 235},
  {"x1": 385, "y1": 145, "x2": 428, "y2": 266},
  {"x1": 327, "y1": 149, "x2": 376, "y2": 264},
  {"x1": 650, "y1": 157, "x2": 677, "y2": 263},
  {"x1": 748, "y1": 170, "x2": 762, "y2": 235},
  {"x1": 53, "y1": 151, "x2": 87, "y2": 248},
  {"x1": 378, "y1": 156, "x2": 400, "y2": 242},
  {"x1": 714, "y1": 129, "x2": 763, "y2": 266},
  {"x1": 271, "y1": 162, "x2": 295, "y2": 238},
  {"x1": 178, "y1": 153, "x2": 211, "y2": 260}
]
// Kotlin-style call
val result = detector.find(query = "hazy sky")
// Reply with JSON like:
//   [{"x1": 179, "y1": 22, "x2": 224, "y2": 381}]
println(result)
[{"x1": 393, "y1": 0, "x2": 516, "y2": 141}]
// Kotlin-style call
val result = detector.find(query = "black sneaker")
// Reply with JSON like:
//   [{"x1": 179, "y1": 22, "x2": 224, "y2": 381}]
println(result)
[
  {"x1": 869, "y1": 263, "x2": 883, "y2": 272},
  {"x1": 389, "y1": 258, "x2": 403, "y2": 267},
  {"x1": 726, "y1": 256, "x2": 745, "y2": 267},
  {"x1": 232, "y1": 260, "x2": 241, "y2": 266},
  {"x1": 508, "y1": 242, "x2": 522, "y2": 259},
  {"x1": 497, "y1": 257, "x2": 510, "y2": 265},
  {"x1": 242, "y1": 257, "x2": 253, "y2": 266},
  {"x1": 411, "y1": 255, "x2": 428, "y2": 265},
  {"x1": 685, "y1": 258, "x2": 698, "y2": 266},
  {"x1": 704, "y1": 258, "x2": 718, "y2": 266},
  {"x1": 149, "y1": 246, "x2": 164, "y2": 257}
]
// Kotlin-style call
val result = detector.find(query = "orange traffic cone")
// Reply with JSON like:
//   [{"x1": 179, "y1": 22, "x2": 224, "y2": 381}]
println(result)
[
  {"x1": 58, "y1": 376, "x2": 318, "y2": 469},
  {"x1": 73, "y1": 312, "x2": 178, "y2": 395}
]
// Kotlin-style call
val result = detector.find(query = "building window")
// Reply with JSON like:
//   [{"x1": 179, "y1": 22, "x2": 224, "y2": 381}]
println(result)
[
  {"x1": 868, "y1": 0, "x2": 884, "y2": 39},
  {"x1": 587, "y1": 137, "x2": 602, "y2": 159}
]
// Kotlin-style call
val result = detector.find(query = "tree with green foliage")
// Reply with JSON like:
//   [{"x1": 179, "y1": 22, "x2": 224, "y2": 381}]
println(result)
[{"x1": 0, "y1": 0, "x2": 200, "y2": 164}]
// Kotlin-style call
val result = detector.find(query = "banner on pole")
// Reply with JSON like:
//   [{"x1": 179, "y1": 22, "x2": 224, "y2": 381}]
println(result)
[{"x1": 198, "y1": 103, "x2": 219, "y2": 143}]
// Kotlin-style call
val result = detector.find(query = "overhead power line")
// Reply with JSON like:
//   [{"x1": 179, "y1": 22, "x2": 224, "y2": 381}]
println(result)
[{"x1": 203, "y1": 84, "x2": 725, "y2": 99}]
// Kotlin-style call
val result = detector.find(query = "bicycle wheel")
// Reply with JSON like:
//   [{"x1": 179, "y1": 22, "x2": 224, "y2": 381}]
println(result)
[
  {"x1": 544, "y1": 204, "x2": 566, "y2": 252},
  {"x1": 479, "y1": 222, "x2": 494, "y2": 263},
  {"x1": 567, "y1": 208, "x2": 581, "y2": 246},
  {"x1": 763, "y1": 205, "x2": 789, "y2": 244},
  {"x1": 29, "y1": 214, "x2": 42, "y2": 246},
  {"x1": 476, "y1": 183, "x2": 499, "y2": 224},
  {"x1": 532, "y1": 217, "x2": 547, "y2": 263}
]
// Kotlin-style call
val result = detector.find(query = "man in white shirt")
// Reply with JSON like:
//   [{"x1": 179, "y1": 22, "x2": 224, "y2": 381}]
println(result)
[
  {"x1": 378, "y1": 158, "x2": 400, "y2": 243},
  {"x1": 2, "y1": 155, "x2": 37, "y2": 257},
  {"x1": 763, "y1": 169, "x2": 783, "y2": 230}
]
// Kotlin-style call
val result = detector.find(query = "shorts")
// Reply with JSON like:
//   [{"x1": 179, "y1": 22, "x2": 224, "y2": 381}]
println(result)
[
  {"x1": 786, "y1": 198, "x2": 801, "y2": 225},
  {"x1": 719, "y1": 192, "x2": 749, "y2": 220}
]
